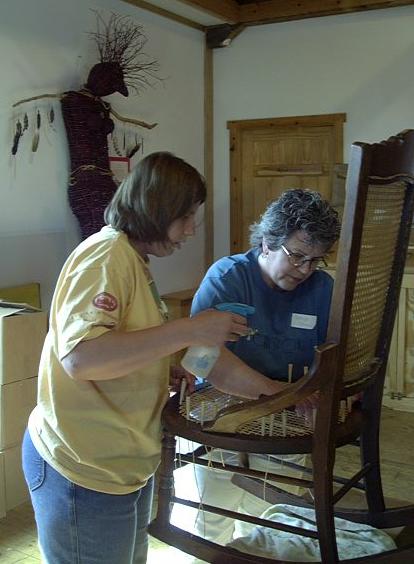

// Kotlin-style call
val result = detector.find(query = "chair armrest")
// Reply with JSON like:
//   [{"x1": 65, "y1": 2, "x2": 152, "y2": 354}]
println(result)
[{"x1": 204, "y1": 342, "x2": 339, "y2": 433}]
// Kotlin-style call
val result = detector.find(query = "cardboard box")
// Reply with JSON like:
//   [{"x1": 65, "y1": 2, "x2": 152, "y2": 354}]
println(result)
[
  {"x1": 0, "y1": 282, "x2": 41, "y2": 309},
  {"x1": 2, "y1": 444, "x2": 29, "y2": 511},
  {"x1": 0, "y1": 376, "x2": 38, "y2": 449},
  {"x1": 0, "y1": 302, "x2": 47, "y2": 385}
]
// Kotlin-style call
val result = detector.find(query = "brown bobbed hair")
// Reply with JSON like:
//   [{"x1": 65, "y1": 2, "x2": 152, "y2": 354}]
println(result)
[{"x1": 104, "y1": 152, "x2": 206, "y2": 242}]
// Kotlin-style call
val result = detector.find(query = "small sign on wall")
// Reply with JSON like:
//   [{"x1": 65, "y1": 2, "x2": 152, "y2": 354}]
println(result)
[{"x1": 109, "y1": 156, "x2": 130, "y2": 184}]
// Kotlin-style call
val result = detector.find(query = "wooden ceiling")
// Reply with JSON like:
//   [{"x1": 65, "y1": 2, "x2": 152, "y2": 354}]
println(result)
[
  {"x1": 122, "y1": 1, "x2": 414, "y2": 46},
  {"x1": 130, "y1": 1, "x2": 414, "y2": 26}
]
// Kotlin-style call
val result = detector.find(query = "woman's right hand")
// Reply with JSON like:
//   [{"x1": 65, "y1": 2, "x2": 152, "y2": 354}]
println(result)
[{"x1": 188, "y1": 309, "x2": 249, "y2": 347}]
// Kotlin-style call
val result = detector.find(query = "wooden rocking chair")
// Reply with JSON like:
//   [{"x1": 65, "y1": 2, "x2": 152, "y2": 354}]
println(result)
[{"x1": 149, "y1": 130, "x2": 414, "y2": 563}]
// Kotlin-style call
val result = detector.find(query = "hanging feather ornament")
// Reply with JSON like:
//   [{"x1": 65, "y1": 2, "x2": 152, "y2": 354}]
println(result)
[
  {"x1": 23, "y1": 113, "x2": 29, "y2": 132},
  {"x1": 32, "y1": 109, "x2": 41, "y2": 152},
  {"x1": 127, "y1": 139, "x2": 142, "y2": 159},
  {"x1": 126, "y1": 130, "x2": 138, "y2": 159},
  {"x1": 111, "y1": 130, "x2": 123, "y2": 156},
  {"x1": 11, "y1": 118, "x2": 23, "y2": 156},
  {"x1": 47, "y1": 105, "x2": 56, "y2": 133}
]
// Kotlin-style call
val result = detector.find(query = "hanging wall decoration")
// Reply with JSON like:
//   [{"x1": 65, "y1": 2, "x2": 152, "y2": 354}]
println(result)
[{"x1": 12, "y1": 11, "x2": 161, "y2": 240}]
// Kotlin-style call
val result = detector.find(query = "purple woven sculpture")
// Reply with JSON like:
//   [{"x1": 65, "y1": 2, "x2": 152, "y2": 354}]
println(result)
[
  {"x1": 61, "y1": 12, "x2": 159, "y2": 239},
  {"x1": 61, "y1": 63, "x2": 128, "y2": 239}
]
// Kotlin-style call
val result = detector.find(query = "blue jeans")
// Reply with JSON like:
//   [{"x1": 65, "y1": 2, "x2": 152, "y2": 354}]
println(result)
[{"x1": 22, "y1": 429, "x2": 154, "y2": 564}]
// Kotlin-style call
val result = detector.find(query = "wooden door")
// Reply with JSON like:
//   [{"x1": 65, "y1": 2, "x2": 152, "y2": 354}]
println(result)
[{"x1": 228, "y1": 113, "x2": 345, "y2": 252}]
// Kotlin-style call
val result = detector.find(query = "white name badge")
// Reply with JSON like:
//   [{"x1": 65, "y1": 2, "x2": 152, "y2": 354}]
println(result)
[{"x1": 291, "y1": 313, "x2": 317, "y2": 330}]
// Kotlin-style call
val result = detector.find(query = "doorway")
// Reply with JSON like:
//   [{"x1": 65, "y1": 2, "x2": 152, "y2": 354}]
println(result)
[{"x1": 228, "y1": 113, "x2": 346, "y2": 252}]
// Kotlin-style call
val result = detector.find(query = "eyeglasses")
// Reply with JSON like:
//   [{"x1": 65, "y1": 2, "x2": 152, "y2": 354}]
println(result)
[{"x1": 281, "y1": 245, "x2": 328, "y2": 270}]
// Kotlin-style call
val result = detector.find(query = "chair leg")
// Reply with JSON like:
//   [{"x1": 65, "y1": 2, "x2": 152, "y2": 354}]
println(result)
[
  {"x1": 360, "y1": 389, "x2": 386, "y2": 516},
  {"x1": 150, "y1": 431, "x2": 176, "y2": 530},
  {"x1": 312, "y1": 436, "x2": 339, "y2": 563}
]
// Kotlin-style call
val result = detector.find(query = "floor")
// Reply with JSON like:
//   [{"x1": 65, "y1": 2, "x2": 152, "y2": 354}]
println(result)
[
  {"x1": 0, "y1": 499, "x2": 195, "y2": 564},
  {"x1": 1, "y1": 406, "x2": 413, "y2": 563}
]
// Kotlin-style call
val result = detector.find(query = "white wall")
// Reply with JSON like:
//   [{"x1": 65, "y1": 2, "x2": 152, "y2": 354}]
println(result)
[
  {"x1": 0, "y1": 0, "x2": 205, "y2": 308},
  {"x1": 213, "y1": 6, "x2": 414, "y2": 259},
  {"x1": 3, "y1": 4, "x2": 413, "y2": 304}
]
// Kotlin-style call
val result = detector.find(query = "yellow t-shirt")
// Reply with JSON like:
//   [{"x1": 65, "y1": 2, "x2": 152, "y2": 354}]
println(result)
[{"x1": 28, "y1": 226, "x2": 170, "y2": 494}]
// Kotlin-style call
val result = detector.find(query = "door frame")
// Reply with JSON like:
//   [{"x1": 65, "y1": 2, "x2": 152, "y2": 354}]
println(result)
[{"x1": 227, "y1": 113, "x2": 346, "y2": 253}]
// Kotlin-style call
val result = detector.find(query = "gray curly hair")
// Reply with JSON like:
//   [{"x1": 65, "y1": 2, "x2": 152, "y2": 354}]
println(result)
[{"x1": 249, "y1": 189, "x2": 340, "y2": 251}]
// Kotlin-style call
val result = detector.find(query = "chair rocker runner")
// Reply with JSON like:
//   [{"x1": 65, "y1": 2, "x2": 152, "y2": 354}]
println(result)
[{"x1": 149, "y1": 130, "x2": 414, "y2": 563}]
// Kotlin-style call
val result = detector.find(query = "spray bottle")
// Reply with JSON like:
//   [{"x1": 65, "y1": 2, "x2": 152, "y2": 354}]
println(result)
[{"x1": 180, "y1": 302, "x2": 255, "y2": 379}]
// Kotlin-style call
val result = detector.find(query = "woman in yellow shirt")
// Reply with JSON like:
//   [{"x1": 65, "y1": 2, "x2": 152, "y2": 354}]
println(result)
[{"x1": 22, "y1": 152, "x2": 284, "y2": 564}]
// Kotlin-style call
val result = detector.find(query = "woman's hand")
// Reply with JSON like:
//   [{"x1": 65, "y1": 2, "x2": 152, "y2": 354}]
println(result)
[
  {"x1": 169, "y1": 365, "x2": 196, "y2": 395},
  {"x1": 188, "y1": 309, "x2": 249, "y2": 347}
]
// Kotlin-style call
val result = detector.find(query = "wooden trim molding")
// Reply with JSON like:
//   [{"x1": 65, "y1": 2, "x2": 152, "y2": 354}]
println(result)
[
  {"x1": 204, "y1": 45, "x2": 214, "y2": 270},
  {"x1": 227, "y1": 113, "x2": 347, "y2": 131},
  {"x1": 119, "y1": 0, "x2": 205, "y2": 30},
  {"x1": 228, "y1": 123, "x2": 243, "y2": 254}
]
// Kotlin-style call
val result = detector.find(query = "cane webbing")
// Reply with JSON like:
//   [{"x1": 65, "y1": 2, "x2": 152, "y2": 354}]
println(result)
[
  {"x1": 343, "y1": 182, "x2": 406, "y2": 381},
  {"x1": 178, "y1": 385, "x2": 351, "y2": 438}
]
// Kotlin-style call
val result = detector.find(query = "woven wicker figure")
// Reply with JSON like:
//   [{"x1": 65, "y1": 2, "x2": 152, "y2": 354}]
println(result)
[
  {"x1": 61, "y1": 62, "x2": 127, "y2": 239},
  {"x1": 61, "y1": 12, "x2": 159, "y2": 239}
]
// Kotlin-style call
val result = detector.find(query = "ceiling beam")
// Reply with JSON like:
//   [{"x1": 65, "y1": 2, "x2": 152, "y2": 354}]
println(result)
[
  {"x1": 238, "y1": 0, "x2": 414, "y2": 26},
  {"x1": 177, "y1": 0, "x2": 240, "y2": 23},
  {"x1": 120, "y1": 0, "x2": 205, "y2": 30}
]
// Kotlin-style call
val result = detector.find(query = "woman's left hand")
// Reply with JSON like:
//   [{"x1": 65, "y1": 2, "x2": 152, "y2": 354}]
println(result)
[{"x1": 169, "y1": 365, "x2": 196, "y2": 395}]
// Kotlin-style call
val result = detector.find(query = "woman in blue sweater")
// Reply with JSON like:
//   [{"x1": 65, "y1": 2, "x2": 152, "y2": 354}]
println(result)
[{"x1": 178, "y1": 189, "x2": 340, "y2": 545}]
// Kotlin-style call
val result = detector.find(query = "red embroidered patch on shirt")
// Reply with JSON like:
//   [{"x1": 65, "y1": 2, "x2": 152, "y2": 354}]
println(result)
[{"x1": 92, "y1": 292, "x2": 118, "y2": 312}]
